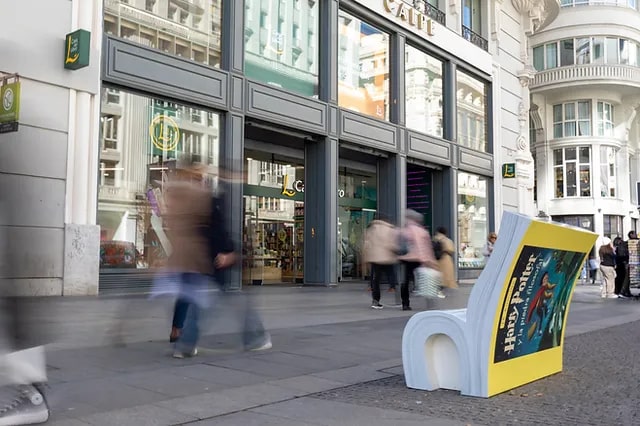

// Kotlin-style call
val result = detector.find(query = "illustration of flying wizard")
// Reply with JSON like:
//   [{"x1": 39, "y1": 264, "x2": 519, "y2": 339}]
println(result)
[{"x1": 526, "y1": 272, "x2": 557, "y2": 340}]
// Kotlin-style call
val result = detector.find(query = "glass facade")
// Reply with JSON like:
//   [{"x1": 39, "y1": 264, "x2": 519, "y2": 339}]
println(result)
[
  {"x1": 458, "y1": 172, "x2": 488, "y2": 269},
  {"x1": 603, "y1": 215, "x2": 623, "y2": 239},
  {"x1": 99, "y1": 2, "x2": 495, "y2": 283},
  {"x1": 457, "y1": 71, "x2": 488, "y2": 152},
  {"x1": 104, "y1": 0, "x2": 222, "y2": 67},
  {"x1": 98, "y1": 87, "x2": 220, "y2": 269},
  {"x1": 405, "y1": 45, "x2": 444, "y2": 137},
  {"x1": 244, "y1": 0, "x2": 320, "y2": 97},
  {"x1": 338, "y1": 10, "x2": 390, "y2": 120},
  {"x1": 533, "y1": 37, "x2": 640, "y2": 71},
  {"x1": 600, "y1": 146, "x2": 618, "y2": 197}
]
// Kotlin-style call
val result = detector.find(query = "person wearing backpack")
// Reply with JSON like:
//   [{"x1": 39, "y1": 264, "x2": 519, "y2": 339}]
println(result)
[{"x1": 433, "y1": 227, "x2": 457, "y2": 291}]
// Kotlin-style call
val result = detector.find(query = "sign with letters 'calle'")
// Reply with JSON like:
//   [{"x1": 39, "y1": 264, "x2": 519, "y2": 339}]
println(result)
[{"x1": 64, "y1": 29, "x2": 91, "y2": 70}]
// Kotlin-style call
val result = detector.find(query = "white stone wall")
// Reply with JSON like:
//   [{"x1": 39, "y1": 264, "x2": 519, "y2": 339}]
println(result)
[
  {"x1": 0, "y1": 0, "x2": 102, "y2": 295},
  {"x1": 490, "y1": 0, "x2": 532, "y2": 229}
]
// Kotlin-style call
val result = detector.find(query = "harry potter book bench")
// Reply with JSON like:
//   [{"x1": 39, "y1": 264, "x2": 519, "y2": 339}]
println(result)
[{"x1": 402, "y1": 212, "x2": 597, "y2": 397}]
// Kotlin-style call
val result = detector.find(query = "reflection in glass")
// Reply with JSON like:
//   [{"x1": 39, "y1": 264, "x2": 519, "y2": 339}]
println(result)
[
  {"x1": 576, "y1": 38, "x2": 590, "y2": 64},
  {"x1": 338, "y1": 10, "x2": 390, "y2": 120},
  {"x1": 405, "y1": 45, "x2": 443, "y2": 137},
  {"x1": 606, "y1": 38, "x2": 618, "y2": 63},
  {"x1": 533, "y1": 46, "x2": 544, "y2": 71},
  {"x1": 456, "y1": 71, "x2": 488, "y2": 152},
  {"x1": 98, "y1": 88, "x2": 220, "y2": 269},
  {"x1": 546, "y1": 43, "x2": 558, "y2": 68},
  {"x1": 457, "y1": 172, "x2": 488, "y2": 269},
  {"x1": 600, "y1": 146, "x2": 617, "y2": 197},
  {"x1": 560, "y1": 39, "x2": 574, "y2": 66},
  {"x1": 244, "y1": 0, "x2": 319, "y2": 97},
  {"x1": 592, "y1": 37, "x2": 605, "y2": 64},
  {"x1": 104, "y1": 0, "x2": 222, "y2": 67}
]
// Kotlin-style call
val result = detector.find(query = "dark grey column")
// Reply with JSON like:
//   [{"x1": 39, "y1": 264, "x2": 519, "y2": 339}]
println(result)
[
  {"x1": 319, "y1": 0, "x2": 339, "y2": 104},
  {"x1": 220, "y1": 112, "x2": 245, "y2": 291},
  {"x1": 378, "y1": 154, "x2": 406, "y2": 226},
  {"x1": 432, "y1": 167, "x2": 458, "y2": 278},
  {"x1": 304, "y1": 137, "x2": 339, "y2": 285},
  {"x1": 443, "y1": 62, "x2": 458, "y2": 142},
  {"x1": 390, "y1": 34, "x2": 406, "y2": 126},
  {"x1": 221, "y1": 0, "x2": 244, "y2": 73}
]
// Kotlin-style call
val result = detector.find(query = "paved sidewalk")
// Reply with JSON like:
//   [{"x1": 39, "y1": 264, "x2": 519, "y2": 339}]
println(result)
[{"x1": 25, "y1": 282, "x2": 640, "y2": 425}]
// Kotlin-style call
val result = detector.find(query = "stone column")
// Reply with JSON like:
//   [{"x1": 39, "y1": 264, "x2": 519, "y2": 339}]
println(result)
[
  {"x1": 514, "y1": 69, "x2": 536, "y2": 216},
  {"x1": 63, "y1": 0, "x2": 102, "y2": 296}
]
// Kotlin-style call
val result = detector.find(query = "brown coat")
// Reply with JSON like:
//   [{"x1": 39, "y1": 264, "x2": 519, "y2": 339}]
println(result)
[
  {"x1": 363, "y1": 220, "x2": 399, "y2": 265},
  {"x1": 164, "y1": 182, "x2": 214, "y2": 275},
  {"x1": 433, "y1": 232, "x2": 457, "y2": 288}
]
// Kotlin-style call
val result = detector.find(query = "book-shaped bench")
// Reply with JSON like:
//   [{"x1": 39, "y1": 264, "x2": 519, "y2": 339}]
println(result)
[{"x1": 402, "y1": 212, "x2": 597, "y2": 397}]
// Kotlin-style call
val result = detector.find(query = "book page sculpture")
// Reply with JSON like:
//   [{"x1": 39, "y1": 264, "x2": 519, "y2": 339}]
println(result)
[{"x1": 402, "y1": 212, "x2": 597, "y2": 397}]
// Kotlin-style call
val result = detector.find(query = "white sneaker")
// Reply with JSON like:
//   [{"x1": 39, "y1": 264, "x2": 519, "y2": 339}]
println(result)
[
  {"x1": 437, "y1": 291, "x2": 446, "y2": 299},
  {"x1": 249, "y1": 340, "x2": 273, "y2": 351},
  {"x1": 173, "y1": 347, "x2": 198, "y2": 359},
  {"x1": 608, "y1": 294, "x2": 619, "y2": 299},
  {"x1": 0, "y1": 385, "x2": 49, "y2": 426}
]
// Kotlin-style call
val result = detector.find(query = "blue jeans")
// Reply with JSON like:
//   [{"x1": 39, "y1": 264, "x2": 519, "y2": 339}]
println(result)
[{"x1": 173, "y1": 273, "x2": 208, "y2": 352}]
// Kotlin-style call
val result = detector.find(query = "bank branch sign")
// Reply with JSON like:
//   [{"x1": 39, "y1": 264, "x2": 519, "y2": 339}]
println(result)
[
  {"x1": 64, "y1": 29, "x2": 91, "y2": 70},
  {"x1": 0, "y1": 75, "x2": 20, "y2": 134}
]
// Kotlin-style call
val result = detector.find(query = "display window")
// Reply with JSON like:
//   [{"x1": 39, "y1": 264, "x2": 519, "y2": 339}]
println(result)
[
  {"x1": 97, "y1": 87, "x2": 220, "y2": 269},
  {"x1": 338, "y1": 10, "x2": 390, "y2": 121},
  {"x1": 457, "y1": 171, "x2": 489, "y2": 269},
  {"x1": 244, "y1": 0, "x2": 320, "y2": 97},
  {"x1": 104, "y1": 0, "x2": 222, "y2": 68}
]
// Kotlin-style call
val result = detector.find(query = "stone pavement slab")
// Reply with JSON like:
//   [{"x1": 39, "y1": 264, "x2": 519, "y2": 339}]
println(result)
[
  {"x1": 311, "y1": 319, "x2": 640, "y2": 425},
  {"x1": 250, "y1": 397, "x2": 464, "y2": 426}
]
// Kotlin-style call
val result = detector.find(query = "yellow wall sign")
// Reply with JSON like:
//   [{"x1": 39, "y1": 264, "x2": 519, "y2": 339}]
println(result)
[{"x1": 149, "y1": 115, "x2": 180, "y2": 151}]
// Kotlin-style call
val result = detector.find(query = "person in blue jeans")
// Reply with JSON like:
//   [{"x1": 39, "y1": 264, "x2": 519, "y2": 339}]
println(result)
[{"x1": 168, "y1": 164, "x2": 271, "y2": 356}]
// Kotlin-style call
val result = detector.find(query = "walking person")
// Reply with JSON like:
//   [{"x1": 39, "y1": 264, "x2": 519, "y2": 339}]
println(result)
[
  {"x1": 363, "y1": 215, "x2": 399, "y2": 309},
  {"x1": 588, "y1": 254, "x2": 599, "y2": 285},
  {"x1": 398, "y1": 210, "x2": 438, "y2": 311},
  {"x1": 483, "y1": 232, "x2": 497, "y2": 264},
  {"x1": 0, "y1": 202, "x2": 49, "y2": 425},
  {"x1": 433, "y1": 227, "x2": 457, "y2": 293},
  {"x1": 598, "y1": 237, "x2": 617, "y2": 299},
  {"x1": 613, "y1": 237, "x2": 628, "y2": 297}
]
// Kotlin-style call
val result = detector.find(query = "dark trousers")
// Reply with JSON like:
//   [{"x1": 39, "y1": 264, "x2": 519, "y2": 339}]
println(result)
[
  {"x1": 615, "y1": 264, "x2": 627, "y2": 295},
  {"x1": 402, "y1": 261, "x2": 421, "y2": 308},
  {"x1": 370, "y1": 263, "x2": 398, "y2": 303}
]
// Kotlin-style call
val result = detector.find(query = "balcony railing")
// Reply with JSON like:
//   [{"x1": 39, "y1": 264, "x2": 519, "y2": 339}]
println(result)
[
  {"x1": 422, "y1": 2, "x2": 446, "y2": 25},
  {"x1": 462, "y1": 26, "x2": 488, "y2": 51},
  {"x1": 561, "y1": 0, "x2": 638, "y2": 8},
  {"x1": 531, "y1": 64, "x2": 640, "y2": 89}
]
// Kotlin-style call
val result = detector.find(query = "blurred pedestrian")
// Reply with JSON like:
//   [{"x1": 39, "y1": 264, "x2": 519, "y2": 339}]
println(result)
[
  {"x1": 433, "y1": 227, "x2": 457, "y2": 291},
  {"x1": 588, "y1": 254, "x2": 599, "y2": 285},
  {"x1": 166, "y1": 162, "x2": 271, "y2": 354},
  {"x1": 363, "y1": 215, "x2": 399, "y2": 309},
  {"x1": 613, "y1": 236, "x2": 628, "y2": 297},
  {"x1": 483, "y1": 232, "x2": 497, "y2": 263},
  {"x1": 398, "y1": 210, "x2": 438, "y2": 311},
  {"x1": 598, "y1": 237, "x2": 617, "y2": 299},
  {"x1": 0, "y1": 202, "x2": 49, "y2": 424}
]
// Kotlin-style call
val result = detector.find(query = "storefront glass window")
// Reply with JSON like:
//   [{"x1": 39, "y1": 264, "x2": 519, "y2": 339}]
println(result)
[
  {"x1": 600, "y1": 146, "x2": 617, "y2": 197},
  {"x1": 457, "y1": 172, "x2": 489, "y2": 269},
  {"x1": 104, "y1": 0, "x2": 222, "y2": 67},
  {"x1": 97, "y1": 88, "x2": 220, "y2": 269},
  {"x1": 338, "y1": 167, "x2": 377, "y2": 281},
  {"x1": 603, "y1": 215, "x2": 623, "y2": 239},
  {"x1": 405, "y1": 45, "x2": 444, "y2": 138},
  {"x1": 244, "y1": 0, "x2": 319, "y2": 97},
  {"x1": 242, "y1": 156, "x2": 304, "y2": 285},
  {"x1": 456, "y1": 71, "x2": 488, "y2": 152},
  {"x1": 338, "y1": 10, "x2": 390, "y2": 121}
]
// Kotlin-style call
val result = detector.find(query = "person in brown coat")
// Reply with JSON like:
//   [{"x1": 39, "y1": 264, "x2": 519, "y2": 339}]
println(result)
[
  {"x1": 363, "y1": 216, "x2": 399, "y2": 309},
  {"x1": 433, "y1": 227, "x2": 458, "y2": 290}
]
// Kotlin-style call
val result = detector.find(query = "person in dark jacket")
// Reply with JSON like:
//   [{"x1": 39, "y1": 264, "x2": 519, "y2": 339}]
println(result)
[{"x1": 613, "y1": 237, "x2": 627, "y2": 297}]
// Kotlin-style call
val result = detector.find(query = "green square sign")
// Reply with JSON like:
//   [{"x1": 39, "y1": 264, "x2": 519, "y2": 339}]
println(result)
[
  {"x1": 64, "y1": 29, "x2": 91, "y2": 70},
  {"x1": 502, "y1": 163, "x2": 516, "y2": 178}
]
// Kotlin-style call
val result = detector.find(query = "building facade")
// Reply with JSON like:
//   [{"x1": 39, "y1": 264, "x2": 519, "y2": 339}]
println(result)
[
  {"x1": 0, "y1": 0, "x2": 558, "y2": 295},
  {"x1": 530, "y1": 0, "x2": 640, "y2": 242}
]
